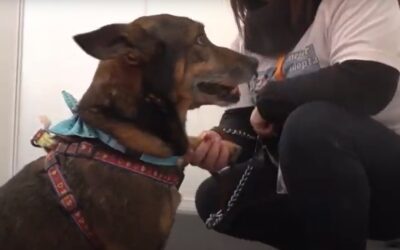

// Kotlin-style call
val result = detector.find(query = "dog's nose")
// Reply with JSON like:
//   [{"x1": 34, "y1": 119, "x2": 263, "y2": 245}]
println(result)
[{"x1": 247, "y1": 56, "x2": 259, "y2": 73}]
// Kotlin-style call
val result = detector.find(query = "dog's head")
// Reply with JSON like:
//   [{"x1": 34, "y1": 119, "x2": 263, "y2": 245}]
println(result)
[
  {"x1": 74, "y1": 15, "x2": 257, "y2": 155},
  {"x1": 133, "y1": 15, "x2": 258, "y2": 110}
]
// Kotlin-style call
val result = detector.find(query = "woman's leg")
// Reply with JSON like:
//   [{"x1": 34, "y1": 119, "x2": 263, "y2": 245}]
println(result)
[
  {"x1": 195, "y1": 159, "x2": 308, "y2": 250},
  {"x1": 279, "y1": 102, "x2": 400, "y2": 250}
]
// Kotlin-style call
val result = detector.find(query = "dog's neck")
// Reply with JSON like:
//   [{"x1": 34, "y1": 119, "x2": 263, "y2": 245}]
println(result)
[
  {"x1": 79, "y1": 58, "x2": 189, "y2": 159},
  {"x1": 93, "y1": 60, "x2": 143, "y2": 88}
]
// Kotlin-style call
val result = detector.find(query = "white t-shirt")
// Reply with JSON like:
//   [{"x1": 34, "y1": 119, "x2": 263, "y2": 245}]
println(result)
[{"x1": 232, "y1": 0, "x2": 400, "y2": 134}]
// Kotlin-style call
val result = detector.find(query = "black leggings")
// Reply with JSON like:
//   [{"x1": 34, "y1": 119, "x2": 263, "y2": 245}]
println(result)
[{"x1": 195, "y1": 102, "x2": 400, "y2": 250}]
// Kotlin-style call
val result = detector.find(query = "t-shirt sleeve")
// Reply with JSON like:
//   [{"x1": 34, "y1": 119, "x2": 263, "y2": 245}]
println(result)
[{"x1": 328, "y1": 0, "x2": 400, "y2": 71}]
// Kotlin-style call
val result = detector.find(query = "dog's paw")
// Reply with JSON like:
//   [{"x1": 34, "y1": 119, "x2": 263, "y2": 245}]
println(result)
[
  {"x1": 188, "y1": 136, "x2": 242, "y2": 164},
  {"x1": 222, "y1": 140, "x2": 242, "y2": 164},
  {"x1": 153, "y1": 141, "x2": 174, "y2": 158}
]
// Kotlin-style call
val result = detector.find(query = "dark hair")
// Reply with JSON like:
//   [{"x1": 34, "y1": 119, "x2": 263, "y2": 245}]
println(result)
[
  {"x1": 230, "y1": 0, "x2": 267, "y2": 33},
  {"x1": 229, "y1": 0, "x2": 322, "y2": 56}
]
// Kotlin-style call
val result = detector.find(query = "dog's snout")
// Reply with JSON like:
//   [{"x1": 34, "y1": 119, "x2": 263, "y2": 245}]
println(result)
[
  {"x1": 233, "y1": 55, "x2": 258, "y2": 81},
  {"x1": 245, "y1": 56, "x2": 259, "y2": 76},
  {"x1": 229, "y1": 66, "x2": 246, "y2": 80},
  {"x1": 228, "y1": 55, "x2": 258, "y2": 83},
  {"x1": 248, "y1": 57, "x2": 258, "y2": 69}
]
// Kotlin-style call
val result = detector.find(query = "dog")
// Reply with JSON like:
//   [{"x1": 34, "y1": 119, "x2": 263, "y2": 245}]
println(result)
[{"x1": 0, "y1": 14, "x2": 257, "y2": 250}]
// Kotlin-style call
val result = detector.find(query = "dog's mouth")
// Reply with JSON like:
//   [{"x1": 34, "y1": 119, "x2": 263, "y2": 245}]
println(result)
[{"x1": 197, "y1": 81, "x2": 241, "y2": 103}]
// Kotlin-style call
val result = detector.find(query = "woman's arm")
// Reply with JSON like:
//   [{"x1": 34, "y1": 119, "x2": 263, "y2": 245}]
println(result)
[
  {"x1": 212, "y1": 107, "x2": 258, "y2": 162},
  {"x1": 256, "y1": 60, "x2": 400, "y2": 123},
  {"x1": 188, "y1": 107, "x2": 257, "y2": 171},
  {"x1": 257, "y1": 0, "x2": 400, "y2": 124}
]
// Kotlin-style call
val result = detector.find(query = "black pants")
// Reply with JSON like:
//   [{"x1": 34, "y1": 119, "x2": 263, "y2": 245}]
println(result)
[{"x1": 195, "y1": 102, "x2": 400, "y2": 250}]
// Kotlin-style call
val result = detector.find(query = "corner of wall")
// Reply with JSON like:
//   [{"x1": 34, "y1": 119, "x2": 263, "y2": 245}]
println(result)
[{"x1": 0, "y1": 0, "x2": 24, "y2": 185}]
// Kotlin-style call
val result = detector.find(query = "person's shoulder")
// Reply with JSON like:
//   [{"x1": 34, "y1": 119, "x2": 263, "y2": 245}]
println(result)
[
  {"x1": 319, "y1": 0, "x2": 399, "y2": 25},
  {"x1": 321, "y1": 0, "x2": 398, "y2": 12},
  {"x1": 317, "y1": 0, "x2": 344, "y2": 12}
]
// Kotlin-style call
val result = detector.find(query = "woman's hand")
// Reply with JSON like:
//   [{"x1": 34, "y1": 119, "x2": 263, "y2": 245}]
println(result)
[
  {"x1": 250, "y1": 107, "x2": 274, "y2": 137},
  {"x1": 186, "y1": 131, "x2": 230, "y2": 172}
]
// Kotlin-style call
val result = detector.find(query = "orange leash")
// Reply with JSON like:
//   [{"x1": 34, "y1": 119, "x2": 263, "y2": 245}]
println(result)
[{"x1": 273, "y1": 55, "x2": 286, "y2": 81}]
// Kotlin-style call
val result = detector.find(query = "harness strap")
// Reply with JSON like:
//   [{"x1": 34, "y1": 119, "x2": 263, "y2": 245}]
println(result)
[
  {"x1": 45, "y1": 153, "x2": 102, "y2": 249},
  {"x1": 44, "y1": 140, "x2": 182, "y2": 249},
  {"x1": 54, "y1": 141, "x2": 181, "y2": 186}
]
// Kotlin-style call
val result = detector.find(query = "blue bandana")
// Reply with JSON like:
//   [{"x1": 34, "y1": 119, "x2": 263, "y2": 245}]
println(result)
[{"x1": 49, "y1": 91, "x2": 180, "y2": 167}]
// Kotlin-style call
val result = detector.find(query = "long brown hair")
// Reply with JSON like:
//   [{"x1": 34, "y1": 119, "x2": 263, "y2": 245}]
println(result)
[
  {"x1": 230, "y1": 0, "x2": 321, "y2": 56},
  {"x1": 231, "y1": 0, "x2": 320, "y2": 31},
  {"x1": 230, "y1": 0, "x2": 265, "y2": 33}
]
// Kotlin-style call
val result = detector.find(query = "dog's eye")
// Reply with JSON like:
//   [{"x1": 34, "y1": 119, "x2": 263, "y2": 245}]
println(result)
[{"x1": 196, "y1": 34, "x2": 208, "y2": 46}]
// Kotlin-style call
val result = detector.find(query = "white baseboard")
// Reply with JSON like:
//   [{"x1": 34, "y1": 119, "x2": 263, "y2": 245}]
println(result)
[{"x1": 178, "y1": 197, "x2": 197, "y2": 214}]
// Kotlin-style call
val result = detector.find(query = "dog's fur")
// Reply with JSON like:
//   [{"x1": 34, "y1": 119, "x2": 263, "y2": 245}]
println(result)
[{"x1": 0, "y1": 14, "x2": 257, "y2": 250}]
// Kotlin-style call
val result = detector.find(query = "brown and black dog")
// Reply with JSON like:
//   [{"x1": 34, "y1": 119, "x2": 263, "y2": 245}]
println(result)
[{"x1": 0, "y1": 14, "x2": 257, "y2": 250}]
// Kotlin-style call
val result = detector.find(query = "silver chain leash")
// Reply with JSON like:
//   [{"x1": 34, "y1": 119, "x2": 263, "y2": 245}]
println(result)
[
  {"x1": 205, "y1": 129, "x2": 260, "y2": 229},
  {"x1": 221, "y1": 128, "x2": 257, "y2": 141},
  {"x1": 205, "y1": 161, "x2": 255, "y2": 229}
]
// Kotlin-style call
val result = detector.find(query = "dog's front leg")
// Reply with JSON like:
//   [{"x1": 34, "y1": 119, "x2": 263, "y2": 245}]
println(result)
[
  {"x1": 79, "y1": 108, "x2": 173, "y2": 157},
  {"x1": 188, "y1": 136, "x2": 242, "y2": 163}
]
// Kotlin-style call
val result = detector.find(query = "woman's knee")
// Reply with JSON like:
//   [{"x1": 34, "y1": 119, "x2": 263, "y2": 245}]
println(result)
[
  {"x1": 278, "y1": 102, "x2": 356, "y2": 183},
  {"x1": 280, "y1": 102, "x2": 349, "y2": 155},
  {"x1": 278, "y1": 102, "x2": 370, "y2": 195}
]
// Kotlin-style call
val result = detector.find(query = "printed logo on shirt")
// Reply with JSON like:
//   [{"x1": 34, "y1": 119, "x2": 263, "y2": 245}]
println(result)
[
  {"x1": 284, "y1": 44, "x2": 320, "y2": 78},
  {"x1": 248, "y1": 44, "x2": 321, "y2": 101}
]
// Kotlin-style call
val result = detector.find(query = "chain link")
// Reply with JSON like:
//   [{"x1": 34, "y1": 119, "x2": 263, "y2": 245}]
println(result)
[
  {"x1": 221, "y1": 128, "x2": 257, "y2": 141},
  {"x1": 205, "y1": 161, "x2": 255, "y2": 229},
  {"x1": 205, "y1": 129, "x2": 261, "y2": 229}
]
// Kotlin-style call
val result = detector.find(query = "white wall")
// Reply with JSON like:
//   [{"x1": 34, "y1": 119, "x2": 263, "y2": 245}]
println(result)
[
  {"x1": 0, "y1": 0, "x2": 23, "y2": 185},
  {"x1": 17, "y1": 0, "x2": 238, "y2": 211}
]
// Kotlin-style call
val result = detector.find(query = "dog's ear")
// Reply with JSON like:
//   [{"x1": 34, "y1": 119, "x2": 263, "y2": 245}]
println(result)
[{"x1": 73, "y1": 23, "x2": 162, "y2": 64}]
